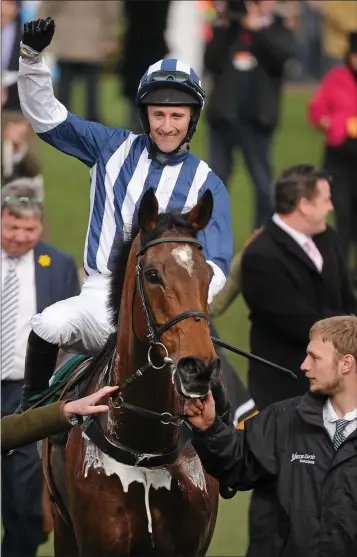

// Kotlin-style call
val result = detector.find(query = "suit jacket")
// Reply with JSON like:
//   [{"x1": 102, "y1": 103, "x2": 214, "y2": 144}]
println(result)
[
  {"x1": 33, "y1": 241, "x2": 80, "y2": 312},
  {"x1": 241, "y1": 220, "x2": 357, "y2": 410}
]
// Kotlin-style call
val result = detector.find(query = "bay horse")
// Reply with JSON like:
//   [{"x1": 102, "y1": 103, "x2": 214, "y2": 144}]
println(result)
[{"x1": 43, "y1": 188, "x2": 221, "y2": 556}]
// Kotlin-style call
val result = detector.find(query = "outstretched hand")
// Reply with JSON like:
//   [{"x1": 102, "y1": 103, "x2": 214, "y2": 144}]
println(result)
[
  {"x1": 63, "y1": 386, "x2": 119, "y2": 418},
  {"x1": 22, "y1": 17, "x2": 55, "y2": 53},
  {"x1": 184, "y1": 391, "x2": 216, "y2": 430}
]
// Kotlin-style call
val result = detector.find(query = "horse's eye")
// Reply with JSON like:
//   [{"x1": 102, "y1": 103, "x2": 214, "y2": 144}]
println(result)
[{"x1": 145, "y1": 269, "x2": 161, "y2": 285}]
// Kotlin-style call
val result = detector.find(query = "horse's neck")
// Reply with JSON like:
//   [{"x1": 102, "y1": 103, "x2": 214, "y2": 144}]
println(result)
[{"x1": 109, "y1": 253, "x2": 180, "y2": 455}]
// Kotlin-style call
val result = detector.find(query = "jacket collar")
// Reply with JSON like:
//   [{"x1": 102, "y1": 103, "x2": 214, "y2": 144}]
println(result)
[
  {"x1": 266, "y1": 219, "x2": 322, "y2": 275},
  {"x1": 297, "y1": 391, "x2": 326, "y2": 428}
]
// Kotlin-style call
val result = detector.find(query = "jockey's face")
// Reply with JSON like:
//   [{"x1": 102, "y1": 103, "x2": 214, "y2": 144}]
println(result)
[
  {"x1": 1, "y1": 208, "x2": 43, "y2": 257},
  {"x1": 148, "y1": 105, "x2": 191, "y2": 153}
]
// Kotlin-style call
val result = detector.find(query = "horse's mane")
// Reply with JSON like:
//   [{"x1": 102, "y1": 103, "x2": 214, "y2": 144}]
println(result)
[{"x1": 108, "y1": 210, "x2": 196, "y2": 327}]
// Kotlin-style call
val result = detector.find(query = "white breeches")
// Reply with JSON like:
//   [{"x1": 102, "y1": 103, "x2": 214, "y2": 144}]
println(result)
[{"x1": 31, "y1": 274, "x2": 115, "y2": 353}]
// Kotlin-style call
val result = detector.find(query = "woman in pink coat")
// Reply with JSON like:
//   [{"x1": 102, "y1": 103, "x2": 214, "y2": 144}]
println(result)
[{"x1": 308, "y1": 32, "x2": 357, "y2": 284}]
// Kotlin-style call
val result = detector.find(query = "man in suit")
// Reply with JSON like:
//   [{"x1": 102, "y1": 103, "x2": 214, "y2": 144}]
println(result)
[
  {"x1": 1, "y1": 180, "x2": 80, "y2": 557},
  {"x1": 241, "y1": 163, "x2": 357, "y2": 409},
  {"x1": 240, "y1": 163, "x2": 357, "y2": 556}
]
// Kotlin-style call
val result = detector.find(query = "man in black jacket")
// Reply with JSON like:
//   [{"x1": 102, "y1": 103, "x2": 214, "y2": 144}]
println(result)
[
  {"x1": 205, "y1": 0, "x2": 296, "y2": 228},
  {"x1": 185, "y1": 315, "x2": 357, "y2": 557}
]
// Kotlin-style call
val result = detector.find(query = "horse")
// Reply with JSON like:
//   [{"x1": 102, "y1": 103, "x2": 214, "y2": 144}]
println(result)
[{"x1": 43, "y1": 188, "x2": 221, "y2": 556}]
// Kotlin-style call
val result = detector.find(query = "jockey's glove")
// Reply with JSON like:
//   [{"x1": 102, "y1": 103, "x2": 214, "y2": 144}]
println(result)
[{"x1": 21, "y1": 17, "x2": 55, "y2": 59}]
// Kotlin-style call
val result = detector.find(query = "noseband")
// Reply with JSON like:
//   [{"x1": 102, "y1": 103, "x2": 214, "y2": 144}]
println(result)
[{"x1": 135, "y1": 236, "x2": 209, "y2": 344}]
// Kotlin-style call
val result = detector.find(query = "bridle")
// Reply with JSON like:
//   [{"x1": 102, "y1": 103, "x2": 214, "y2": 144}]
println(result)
[
  {"x1": 108, "y1": 235, "x2": 211, "y2": 424},
  {"x1": 136, "y1": 236, "x2": 209, "y2": 343},
  {"x1": 83, "y1": 235, "x2": 212, "y2": 467}
]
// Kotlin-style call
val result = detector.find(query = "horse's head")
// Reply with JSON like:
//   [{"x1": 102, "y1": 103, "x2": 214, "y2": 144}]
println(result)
[{"x1": 131, "y1": 188, "x2": 220, "y2": 399}]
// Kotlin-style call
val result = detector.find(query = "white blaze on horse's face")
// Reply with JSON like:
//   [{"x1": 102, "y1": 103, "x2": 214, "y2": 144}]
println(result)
[{"x1": 172, "y1": 245, "x2": 194, "y2": 277}]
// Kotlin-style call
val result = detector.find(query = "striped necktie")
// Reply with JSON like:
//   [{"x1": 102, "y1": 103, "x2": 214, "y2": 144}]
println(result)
[
  {"x1": 332, "y1": 419, "x2": 349, "y2": 451},
  {"x1": 1, "y1": 257, "x2": 19, "y2": 379}
]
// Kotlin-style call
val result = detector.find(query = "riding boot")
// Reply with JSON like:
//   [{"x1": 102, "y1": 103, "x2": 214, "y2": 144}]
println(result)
[
  {"x1": 211, "y1": 374, "x2": 233, "y2": 428},
  {"x1": 18, "y1": 330, "x2": 59, "y2": 413}
]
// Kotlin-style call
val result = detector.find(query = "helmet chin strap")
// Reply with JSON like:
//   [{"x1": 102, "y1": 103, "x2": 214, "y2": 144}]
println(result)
[{"x1": 148, "y1": 135, "x2": 189, "y2": 160}]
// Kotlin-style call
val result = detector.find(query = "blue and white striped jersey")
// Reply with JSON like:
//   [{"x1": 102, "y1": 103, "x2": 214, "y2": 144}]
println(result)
[{"x1": 17, "y1": 57, "x2": 233, "y2": 296}]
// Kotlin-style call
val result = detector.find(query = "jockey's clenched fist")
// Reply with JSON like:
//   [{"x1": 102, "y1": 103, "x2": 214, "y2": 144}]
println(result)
[{"x1": 22, "y1": 17, "x2": 55, "y2": 53}]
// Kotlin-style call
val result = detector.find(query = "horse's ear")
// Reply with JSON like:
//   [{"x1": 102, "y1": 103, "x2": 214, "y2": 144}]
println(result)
[
  {"x1": 186, "y1": 190, "x2": 213, "y2": 231},
  {"x1": 138, "y1": 188, "x2": 159, "y2": 232}
]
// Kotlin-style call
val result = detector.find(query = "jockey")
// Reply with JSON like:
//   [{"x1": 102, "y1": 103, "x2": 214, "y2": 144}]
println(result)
[{"x1": 17, "y1": 17, "x2": 233, "y2": 414}]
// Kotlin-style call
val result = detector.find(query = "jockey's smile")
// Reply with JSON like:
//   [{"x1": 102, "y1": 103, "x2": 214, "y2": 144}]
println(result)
[{"x1": 148, "y1": 105, "x2": 191, "y2": 153}]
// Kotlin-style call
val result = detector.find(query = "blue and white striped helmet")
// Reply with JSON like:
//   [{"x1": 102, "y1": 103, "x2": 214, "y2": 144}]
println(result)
[
  {"x1": 136, "y1": 59, "x2": 205, "y2": 145},
  {"x1": 136, "y1": 58, "x2": 205, "y2": 109}
]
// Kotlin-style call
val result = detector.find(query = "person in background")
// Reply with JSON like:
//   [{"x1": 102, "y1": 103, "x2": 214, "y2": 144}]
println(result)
[
  {"x1": 308, "y1": 31, "x2": 357, "y2": 287},
  {"x1": 185, "y1": 315, "x2": 357, "y2": 557},
  {"x1": 37, "y1": 1, "x2": 121, "y2": 123},
  {"x1": 204, "y1": 0, "x2": 296, "y2": 229},
  {"x1": 1, "y1": 181, "x2": 80, "y2": 557},
  {"x1": 319, "y1": 1, "x2": 357, "y2": 71}
]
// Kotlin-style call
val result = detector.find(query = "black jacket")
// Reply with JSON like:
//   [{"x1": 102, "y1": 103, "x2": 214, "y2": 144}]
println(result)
[
  {"x1": 193, "y1": 393, "x2": 357, "y2": 557},
  {"x1": 241, "y1": 221, "x2": 357, "y2": 409},
  {"x1": 204, "y1": 17, "x2": 296, "y2": 131}
]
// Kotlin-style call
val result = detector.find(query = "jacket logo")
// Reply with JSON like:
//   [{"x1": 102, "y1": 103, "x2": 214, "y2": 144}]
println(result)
[{"x1": 291, "y1": 452, "x2": 315, "y2": 464}]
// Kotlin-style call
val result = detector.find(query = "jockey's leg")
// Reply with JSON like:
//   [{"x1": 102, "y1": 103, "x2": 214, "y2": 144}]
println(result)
[
  {"x1": 19, "y1": 274, "x2": 114, "y2": 411},
  {"x1": 211, "y1": 374, "x2": 233, "y2": 428}
]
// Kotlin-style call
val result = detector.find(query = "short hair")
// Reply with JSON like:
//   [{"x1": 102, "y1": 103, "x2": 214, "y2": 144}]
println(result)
[
  {"x1": 310, "y1": 316, "x2": 357, "y2": 364},
  {"x1": 1, "y1": 179, "x2": 44, "y2": 219},
  {"x1": 275, "y1": 164, "x2": 331, "y2": 214}
]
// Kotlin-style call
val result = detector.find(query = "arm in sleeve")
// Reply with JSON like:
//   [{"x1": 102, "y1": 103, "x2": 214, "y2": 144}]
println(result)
[
  {"x1": 1, "y1": 401, "x2": 72, "y2": 454},
  {"x1": 209, "y1": 252, "x2": 241, "y2": 317},
  {"x1": 18, "y1": 56, "x2": 130, "y2": 167},
  {"x1": 307, "y1": 71, "x2": 334, "y2": 128},
  {"x1": 251, "y1": 21, "x2": 297, "y2": 76},
  {"x1": 241, "y1": 251, "x2": 321, "y2": 344},
  {"x1": 192, "y1": 405, "x2": 278, "y2": 493},
  {"x1": 204, "y1": 25, "x2": 234, "y2": 75},
  {"x1": 198, "y1": 175, "x2": 233, "y2": 302}
]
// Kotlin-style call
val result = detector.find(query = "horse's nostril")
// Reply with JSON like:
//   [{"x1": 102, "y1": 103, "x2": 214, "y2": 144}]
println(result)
[{"x1": 177, "y1": 357, "x2": 208, "y2": 376}]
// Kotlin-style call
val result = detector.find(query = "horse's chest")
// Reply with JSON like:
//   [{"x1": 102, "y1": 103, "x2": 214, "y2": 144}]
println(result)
[{"x1": 81, "y1": 434, "x2": 172, "y2": 534}]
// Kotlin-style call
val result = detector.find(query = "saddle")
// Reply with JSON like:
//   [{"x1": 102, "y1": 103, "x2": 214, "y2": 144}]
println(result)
[{"x1": 28, "y1": 334, "x2": 117, "y2": 410}]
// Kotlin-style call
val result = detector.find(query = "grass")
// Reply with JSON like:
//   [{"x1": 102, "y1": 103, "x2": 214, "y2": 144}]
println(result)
[{"x1": 35, "y1": 78, "x2": 322, "y2": 556}]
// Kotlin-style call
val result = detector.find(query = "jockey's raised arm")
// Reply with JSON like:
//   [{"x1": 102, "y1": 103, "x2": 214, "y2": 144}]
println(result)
[{"x1": 18, "y1": 55, "x2": 130, "y2": 168}]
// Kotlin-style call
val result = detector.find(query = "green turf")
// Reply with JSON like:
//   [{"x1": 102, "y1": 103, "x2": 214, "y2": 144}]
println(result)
[{"x1": 35, "y1": 80, "x2": 321, "y2": 556}]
